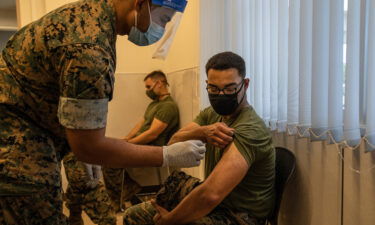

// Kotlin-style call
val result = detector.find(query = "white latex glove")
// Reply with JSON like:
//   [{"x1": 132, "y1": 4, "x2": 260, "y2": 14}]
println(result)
[
  {"x1": 162, "y1": 140, "x2": 206, "y2": 168},
  {"x1": 84, "y1": 163, "x2": 102, "y2": 189}
]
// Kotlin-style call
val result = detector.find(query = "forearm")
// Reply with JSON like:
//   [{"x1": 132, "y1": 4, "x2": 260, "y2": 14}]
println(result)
[
  {"x1": 127, "y1": 130, "x2": 158, "y2": 145},
  {"x1": 169, "y1": 127, "x2": 206, "y2": 145},
  {"x1": 125, "y1": 120, "x2": 144, "y2": 139},
  {"x1": 124, "y1": 131, "x2": 136, "y2": 140},
  {"x1": 125, "y1": 127, "x2": 140, "y2": 139},
  {"x1": 167, "y1": 185, "x2": 220, "y2": 224},
  {"x1": 69, "y1": 135, "x2": 163, "y2": 168}
]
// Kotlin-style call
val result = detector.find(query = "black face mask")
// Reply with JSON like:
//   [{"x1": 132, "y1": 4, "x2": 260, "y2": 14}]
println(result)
[
  {"x1": 208, "y1": 82, "x2": 245, "y2": 116},
  {"x1": 146, "y1": 89, "x2": 158, "y2": 100}
]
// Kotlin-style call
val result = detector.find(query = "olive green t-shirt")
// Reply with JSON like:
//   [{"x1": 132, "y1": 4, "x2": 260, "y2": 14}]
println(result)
[
  {"x1": 194, "y1": 106, "x2": 275, "y2": 218},
  {"x1": 136, "y1": 95, "x2": 179, "y2": 146}
]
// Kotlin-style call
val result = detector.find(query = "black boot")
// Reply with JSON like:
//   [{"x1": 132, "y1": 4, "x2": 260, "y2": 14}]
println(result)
[{"x1": 68, "y1": 207, "x2": 84, "y2": 225}]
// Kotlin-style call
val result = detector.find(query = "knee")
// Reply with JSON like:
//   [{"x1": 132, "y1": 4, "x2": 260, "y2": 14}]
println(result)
[
  {"x1": 123, "y1": 206, "x2": 139, "y2": 225},
  {"x1": 123, "y1": 202, "x2": 156, "y2": 225}
]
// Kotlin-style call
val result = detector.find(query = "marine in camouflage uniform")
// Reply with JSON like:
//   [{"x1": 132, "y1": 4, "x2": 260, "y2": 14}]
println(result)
[
  {"x1": 123, "y1": 171, "x2": 264, "y2": 225},
  {"x1": 0, "y1": 0, "x2": 116, "y2": 223},
  {"x1": 63, "y1": 152, "x2": 116, "y2": 225}
]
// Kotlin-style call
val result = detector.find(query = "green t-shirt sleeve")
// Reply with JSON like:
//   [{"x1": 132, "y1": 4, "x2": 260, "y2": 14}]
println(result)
[
  {"x1": 193, "y1": 107, "x2": 211, "y2": 126},
  {"x1": 154, "y1": 102, "x2": 178, "y2": 124},
  {"x1": 232, "y1": 122, "x2": 273, "y2": 167}
]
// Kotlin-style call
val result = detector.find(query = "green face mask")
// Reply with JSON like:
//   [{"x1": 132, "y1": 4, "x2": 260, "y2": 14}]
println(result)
[{"x1": 146, "y1": 89, "x2": 158, "y2": 100}]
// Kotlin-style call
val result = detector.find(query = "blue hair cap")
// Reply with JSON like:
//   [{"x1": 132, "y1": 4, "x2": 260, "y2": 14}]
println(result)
[{"x1": 152, "y1": 0, "x2": 188, "y2": 12}]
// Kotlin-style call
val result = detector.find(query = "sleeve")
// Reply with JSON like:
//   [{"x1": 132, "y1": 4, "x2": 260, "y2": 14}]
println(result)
[
  {"x1": 53, "y1": 44, "x2": 115, "y2": 129},
  {"x1": 231, "y1": 108, "x2": 275, "y2": 167},
  {"x1": 193, "y1": 107, "x2": 211, "y2": 126},
  {"x1": 232, "y1": 124, "x2": 272, "y2": 167},
  {"x1": 154, "y1": 102, "x2": 178, "y2": 124}
]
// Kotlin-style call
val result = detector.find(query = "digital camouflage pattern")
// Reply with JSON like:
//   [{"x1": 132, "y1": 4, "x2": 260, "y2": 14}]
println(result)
[
  {"x1": 0, "y1": 186, "x2": 67, "y2": 225},
  {"x1": 102, "y1": 168, "x2": 142, "y2": 212},
  {"x1": 63, "y1": 152, "x2": 116, "y2": 225},
  {"x1": 0, "y1": 0, "x2": 117, "y2": 222},
  {"x1": 123, "y1": 171, "x2": 266, "y2": 225}
]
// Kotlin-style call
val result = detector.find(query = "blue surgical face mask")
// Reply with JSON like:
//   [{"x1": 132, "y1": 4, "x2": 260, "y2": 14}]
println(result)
[
  {"x1": 128, "y1": 3, "x2": 165, "y2": 46},
  {"x1": 128, "y1": 21, "x2": 165, "y2": 46}
]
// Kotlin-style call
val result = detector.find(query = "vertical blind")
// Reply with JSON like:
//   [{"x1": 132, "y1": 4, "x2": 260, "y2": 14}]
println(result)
[{"x1": 200, "y1": 0, "x2": 375, "y2": 152}]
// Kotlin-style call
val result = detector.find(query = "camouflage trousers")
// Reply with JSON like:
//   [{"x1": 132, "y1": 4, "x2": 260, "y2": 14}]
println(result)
[
  {"x1": 0, "y1": 105, "x2": 68, "y2": 224},
  {"x1": 0, "y1": 187, "x2": 67, "y2": 225},
  {"x1": 63, "y1": 152, "x2": 116, "y2": 225},
  {"x1": 102, "y1": 167, "x2": 141, "y2": 211},
  {"x1": 123, "y1": 171, "x2": 265, "y2": 225}
]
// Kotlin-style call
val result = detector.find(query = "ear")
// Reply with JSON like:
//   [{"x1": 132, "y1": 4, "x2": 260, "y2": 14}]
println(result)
[
  {"x1": 135, "y1": 0, "x2": 148, "y2": 11},
  {"x1": 244, "y1": 78, "x2": 250, "y2": 89}
]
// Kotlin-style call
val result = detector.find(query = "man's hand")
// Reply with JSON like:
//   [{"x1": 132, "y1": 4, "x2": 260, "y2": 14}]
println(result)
[
  {"x1": 162, "y1": 140, "x2": 206, "y2": 168},
  {"x1": 122, "y1": 136, "x2": 130, "y2": 141},
  {"x1": 202, "y1": 122, "x2": 235, "y2": 148},
  {"x1": 152, "y1": 200, "x2": 176, "y2": 225},
  {"x1": 84, "y1": 163, "x2": 102, "y2": 189}
]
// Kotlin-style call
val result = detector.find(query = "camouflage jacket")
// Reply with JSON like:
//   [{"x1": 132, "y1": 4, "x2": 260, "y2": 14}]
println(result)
[{"x1": 0, "y1": 0, "x2": 117, "y2": 191}]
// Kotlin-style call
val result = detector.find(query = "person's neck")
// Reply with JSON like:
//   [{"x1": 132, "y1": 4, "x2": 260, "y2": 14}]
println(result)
[
  {"x1": 157, "y1": 91, "x2": 170, "y2": 101},
  {"x1": 222, "y1": 100, "x2": 250, "y2": 120}
]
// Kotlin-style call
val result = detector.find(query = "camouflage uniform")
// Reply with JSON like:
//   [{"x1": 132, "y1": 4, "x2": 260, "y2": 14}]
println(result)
[
  {"x1": 63, "y1": 152, "x2": 116, "y2": 225},
  {"x1": 0, "y1": 0, "x2": 117, "y2": 223},
  {"x1": 102, "y1": 168, "x2": 142, "y2": 212},
  {"x1": 123, "y1": 171, "x2": 266, "y2": 225}
]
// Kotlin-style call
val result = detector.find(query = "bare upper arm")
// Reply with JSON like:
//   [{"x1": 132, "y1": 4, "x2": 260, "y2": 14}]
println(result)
[{"x1": 202, "y1": 142, "x2": 250, "y2": 200}]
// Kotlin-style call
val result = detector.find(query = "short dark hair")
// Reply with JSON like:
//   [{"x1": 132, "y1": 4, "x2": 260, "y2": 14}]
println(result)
[
  {"x1": 205, "y1": 51, "x2": 246, "y2": 78},
  {"x1": 144, "y1": 70, "x2": 169, "y2": 85}
]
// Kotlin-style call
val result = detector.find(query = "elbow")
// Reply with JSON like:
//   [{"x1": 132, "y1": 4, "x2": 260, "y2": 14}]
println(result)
[
  {"x1": 203, "y1": 193, "x2": 221, "y2": 208},
  {"x1": 146, "y1": 132, "x2": 159, "y2": 143},
  {"x1": 70, "y1": 143, "x2": 93, "y2": 163},
  {"x1": 65, "y1": 128, "x2": 107, "y2": 164},
  {"x1": 199, "y1": 188, "x2": 222, "y2": 208},
  {"x1": 68, "y1": 138, "x2": 104, "y2": 164}
]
